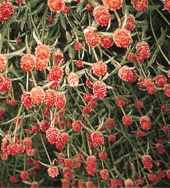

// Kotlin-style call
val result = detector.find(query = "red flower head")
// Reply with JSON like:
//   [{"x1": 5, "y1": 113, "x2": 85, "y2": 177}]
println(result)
[
  {"x1": 100, "y1": 35, "x2": 114, "y2": 48},
  {"x1": 154, "y1": 74, "x2": 167, "y2": 88},
  {"x1": 73, "y1": 41, "x2": 82, "y2": 51},
  {"x1": 0, "y1": 76, "x2": 12, "y2": 93},
  {"x1": 35, "y1": 57, "x2": 48, "y2": 71},
  {"x1": 47, "y1": 166, "x2": 59, "y2": 178},
  {"x1": 104, "y1": 117, "x2": 115, "y2": 129},
  {"x1": 53, "y1": 49, "x2": 64, "y2": 65},
  {"x1": 21, "y1": 92, "x2": 33, "y2": 109},
  {"x1": 102, "y1": 0, "x2": 123, "y2": 11},
  {"x1": 9, "y1": 176, "x2": 17, "y2": 184},
  {"x1": 39, "y1": 120, "x2": 50, "y2": 132},
  {"x1": 35, "y1": 44, "x2": 51, "y2": 62},
  {"x1": 136, "y1": 41, "x2": 150, "y2": 63},
  {"x1": 23, "y1": 137, "x2": 32, "y2": 151},
  {"x1": 44, "y1": 89, "x2": 56, "y2": 108},
  {"x1": 67, "y1": 72, "x2": 79, "y2": 87},
  {"x1": 74, "y1": 60, "x2": 84, "y2": 69},
  {"x1": 72, "y1": 120, "x2": 83, "y2": 132},
  {"x1": 48, "y1": 66, "x2": 64, "y2": 82},
  {"x1": 46, "y1": 127, "x2": 58, "y2": 144},
  {"x1": 93, "y1": 5, "x2": 111, "y2": 27},
  {"x1": 48, "y1": 0, "x2": 65, "y2": 13},
  {"x1": 83, "y1": 27, "x2": 100, "y2": 48},
  {"x1": 118, "y1": 66, "x2": 136, "y2": 82},
  {"x1": 110, "y1": 179, "x2": 123, "y2": 188},
  {"x1": 20, "y1": 54, "x2": 35, "y2": 72},
  {"x1": 131, "y1": 0, "x2": 148, "y2": 12},
  {"x1": 99, "y1": 169, "x2": 109, "y2": 180},
  {"x1": 142, "y1": 79, "x2": 156, "y2": 95},
  {"x1": 113, "y1": 28, "x2": 132, "y2": 48},
  {"x1": 124, "y1": 178, "x2": 134, "y2": 188},
  {"x1": 115, "y1": 96, "x2": 126, "y2": 108},
  {"x1": 164, "y1": 0, "x2": 170, "y2": 12},
  {"x1": 62, "y1": 5, "x2": 71, "y2": 14},
  {"x1": 55, "y1": 132, "x2": 69, "y2": 151},
  {"x1": 93, "y1": 80, "x2": 107, "y2": 99},
  {"x1": 127, "y1": 52, "x2": 137, "y2": 62},
  {"x1": 20, "y1": 170, "x2": 29, "y2": 181},
  {"x1": 164, "y1": 84, "x2": 170, "y2": 97},
  {"x1": 166, "y1": 169, "x2": 170, "y2": 179},
  {"x1": 54, "y1": 92, "x2": 66, "y2": 109},
  {"x1": 86, "y1": 155, "x2": 97, "y2": 176},
  {"x1": 122, "y1": 14, "x2": 136, "y2": 31},
  {"x1": 30, "y1": 86, "x2": 45, "y2": 105},
  {"x1": 92, "y1": 61, "x2": 107, "y2": 77},
  {"x1": 147, "y1": 173, "x2": 158, "y2": 183},
  {"x1": 64, "y1": 159, "x2": 74, "y2": 169},
  {"x1": 63, "y1": 167, "x2": 72, "y2": 180},
  {"x1": 139, "y1": 115, "x2": 151, "y2": 131},
  {"x1": 134, "y1": 99, "x2": 144, "y2": 110},
  {"x1": 85, "y1": 3, "x2": 93, "y2": 12},
  {"x1": 141, "y1": 155, "x2": 153, "y2": 170},
  {"x1": 90, "y1": 131, "x2": 104, "y2": 147},
  {"x1": 0, "y1": 54, "x2": 7, "y2": 72},
  {"x1": 122, "y1": 115, "x2": 133, "y2": 127},
  {"x1": 98, "y1": 151, "x2": 108, "y2": 160},
  {"x1": 0, "y1": 1, "x2": 14, "y2": 22}
]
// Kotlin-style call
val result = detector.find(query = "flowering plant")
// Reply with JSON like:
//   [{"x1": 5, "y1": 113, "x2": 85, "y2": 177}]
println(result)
[{"x1": 0, "y1": 0, "x2": 170, "y2": 187}]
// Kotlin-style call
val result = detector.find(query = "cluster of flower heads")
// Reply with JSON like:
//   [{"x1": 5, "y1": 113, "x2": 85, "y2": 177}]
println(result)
[{"x1": 0, "y1": 0, "x2": 170, "y2": 187}]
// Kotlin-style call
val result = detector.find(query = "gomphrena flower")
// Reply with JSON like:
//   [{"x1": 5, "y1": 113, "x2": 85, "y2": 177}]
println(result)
[
  {"x1": 90, "y1": 132, "x2": 104, "y2": 147},
  {"x1": 67, "y1": 72, "x2": 79, "y2": 87},
  {"x1": 154, "y1": 74, "x2": 167, "y2": 88},
  {"x1": 71, "y1": 120, "x2": 83, "y2": 132},
  {"x1": 118, "y1": 65, "x2": 136, "y2": 83},
  {"x1": 0, "y1": 1, "x2": 14, "y2": 22},
  {"x1": 139, "y1": 115, "x2": 151, "y2": 131},
  {"x1": 73, "y1": 41, "x2": 82, "y2": 51},
  {"x1": 0, "y1": 54, "x2": 7, "y2": 72},
  {"x1": 30, "y1": 86, "x2": 45, "y2": 105},
  {"x1": 131, "y1": 0, "x2": 148, "y2": 12},
  {"x1": 83, "y1": 27, "x2": 100, "y2": 48},
  {"x1": 20, "y1": 171, "x2": 29, "y2": 181},
  {"x1": 53, "y1": 49, "x2": 64, "y2": 65},
  {"x1": 35, "y1": 44, "x2": 51, "y2": 62},
  {"x1": 102, "y1": 0, "x2": 123, "y2": 11},
  {"x1": 91, "y1": 61, "x2": 107, "y2": 77},
  {"x1": 86, "y1": 155, "x2": 97, "y2": 176},
  {"x1": 54, "y1": 92, "x2": 66, "y2": 110},
  {"x1": 124, "y1": 179, "x2": 134, "y2": 187},
  {"x1": 122, "y1": 115, "x2": 133, "y2": 127},
  {"x1": 44, "y1": 89, "x2": 56, "y2": 108},
  {"x1": 122, "y1": 14, "x2": 136, "y2": 31},
  {"x1": 163, "y1": 0, "x2": 170, "y2": 12},
  {"x1": 136, "y1": 41, "x2": 151, "y2": 63},
  {"x1": 141, "y1": 155, "x2": 153, "y2": 170},
  {"x1": 20, "y1": 54, "x2": 35, "y2": 72},
  {"x1": 48, "y1": 66, "x2": 64, "y2": 82},
  {"x1": 48, "y1": 0, "x2": 65, "y2": 13},
  {"x1": 21, "y1": 93, "x2": 33, "y2": 109},
  {"x1": 93, "y1": 80, "x2": 107, "y2": 99},
  {"x1": 99, "y1": 169, "x2": 109, "y2": 181},
  {"x1": 47, "y1": 166, "x2": 59, "y2": 178},
  {"x1": 46, "y1": 127, "x2": 58, "y2": 144},
  {"x1": 0, "y1": 76, "x2": 12, "y2": 93},
  {"x1": 93, "y1": 5, "x2": 111, "y2": 27},
  {"x1": 100, "y1": 35, "x2": 114, "y2": 48},
  {"x1": 35, "y1": 57, "x2": 48, "y2": 71},
  {"x1": 113, "y1": 28, "x2": 132, "y2": 48}
]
